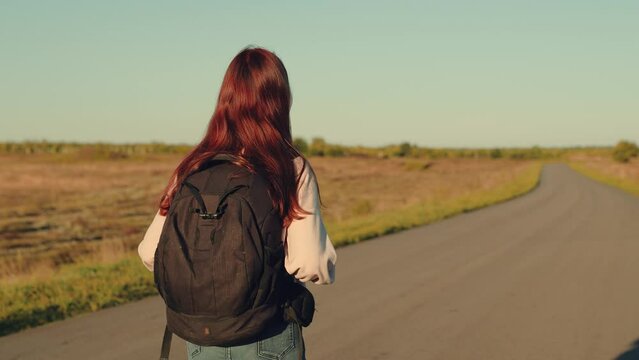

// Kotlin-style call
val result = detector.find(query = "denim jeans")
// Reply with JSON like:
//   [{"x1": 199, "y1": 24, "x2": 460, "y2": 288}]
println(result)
[{"x1": 185, "y1": 320, "x2": 305, "y2": 360}]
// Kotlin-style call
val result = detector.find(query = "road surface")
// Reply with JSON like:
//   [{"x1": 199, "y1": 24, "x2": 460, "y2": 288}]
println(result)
[{"x1": 2, "y1": 163, "x2": 639, "y2": 360}]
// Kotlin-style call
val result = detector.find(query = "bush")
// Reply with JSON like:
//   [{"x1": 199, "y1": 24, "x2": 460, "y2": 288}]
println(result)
[
  {"x1": 292, "y1": 137, "x2": 309, "y2": 155},
  {"x1": 396, "y1": 142, "x2": 412, "y2": 157},
  {"x1": 309, "y1": 137, "x2": 327, "y2": 156},
  {"x1": 325, "y1": 145, "x2": 346, "y2": 157},
  {"x1": 489, "y1": 148, "x2": 503, "y2": 159},
  {"x1": 612, "y1": 140, "x2": 639, "y2": 163},
  {"x1": 529, "y1": 146, "x2": 543, "y2": 159}
]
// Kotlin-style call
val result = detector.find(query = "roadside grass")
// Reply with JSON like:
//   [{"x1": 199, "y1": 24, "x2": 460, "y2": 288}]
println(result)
[
  {"x1": 0, "y1": 156, "x2": 542, "y2": 336},
  {"x1": 568, "y1": 160, "x2": 639, "y2": 197},
  {"x1": 0, "y1": 256, "x2": 154, "y2": 336}
]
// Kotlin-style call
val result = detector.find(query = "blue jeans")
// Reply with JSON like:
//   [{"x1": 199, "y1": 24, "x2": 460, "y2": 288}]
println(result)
[{"x1": 185, "y1": 320, "x2": 306, "y2": 360}]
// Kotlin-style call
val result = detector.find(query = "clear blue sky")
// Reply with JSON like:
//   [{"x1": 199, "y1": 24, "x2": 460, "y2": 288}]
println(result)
[{"x1": 1, "y1": 1, "x2": 637, "y2": 148}]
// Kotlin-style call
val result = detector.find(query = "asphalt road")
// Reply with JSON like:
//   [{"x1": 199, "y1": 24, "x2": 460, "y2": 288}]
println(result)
[{"x1": 2, "y1": 163, "x2": 639, "y2": 360}]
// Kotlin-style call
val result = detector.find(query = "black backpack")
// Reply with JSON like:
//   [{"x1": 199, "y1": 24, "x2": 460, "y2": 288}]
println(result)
[{"x1": 153, "y1": 153, "x2": 313, "y2": 359}]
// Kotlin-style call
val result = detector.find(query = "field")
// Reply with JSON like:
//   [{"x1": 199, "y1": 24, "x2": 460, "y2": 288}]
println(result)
[
  {"x1": 566, "y1": 151, "x2": 639, "y2": 197},
  {"x1": 0, "y1": 153, "x2": 179, "y2": 281},
  {"x1": 0, "y1": 151, "x2": 542, "y2": 335}
]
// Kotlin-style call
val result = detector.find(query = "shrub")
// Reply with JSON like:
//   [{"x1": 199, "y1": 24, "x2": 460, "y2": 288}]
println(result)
[
  {"x1": 612, "y1": 140, "x2": 639, "y2": 163},
  {"x1": 292, "y1": 137, "x2": 309, "y2": 155},
  {"x1": 396, "y1": 142, "x2": 413, "y2": 157},
  {"x1": 325, "y1": 145, "x2": 345, "y2": 157},
  {"x1": 529, "y1": 146, "x2": 543, "y2": 159},
  {"x1": 309, "y1": 137, "x2": 327, "y2": 156},
  {"x1": 489, "y1": 148, "x2": 503, "y2": 159}
]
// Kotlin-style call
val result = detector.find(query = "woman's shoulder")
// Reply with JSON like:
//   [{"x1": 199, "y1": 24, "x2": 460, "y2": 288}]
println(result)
[{"x1": 293, "y1": 155, "x2": 313, "y2": 180}]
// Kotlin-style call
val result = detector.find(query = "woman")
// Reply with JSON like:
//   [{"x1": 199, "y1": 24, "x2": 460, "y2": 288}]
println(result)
[{"x1": 137, "y1": 46, "x2": 337, "y2": 360}]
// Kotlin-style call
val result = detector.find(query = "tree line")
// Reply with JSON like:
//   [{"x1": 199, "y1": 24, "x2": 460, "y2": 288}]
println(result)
[{"x1": 1, "y1": 138, "x2": 635, "y2": 162}]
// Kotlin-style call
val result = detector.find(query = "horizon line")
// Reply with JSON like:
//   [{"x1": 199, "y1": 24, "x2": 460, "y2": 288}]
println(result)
[{"x1": 0, "y1": 138, "x2": 627, "y2": 150}]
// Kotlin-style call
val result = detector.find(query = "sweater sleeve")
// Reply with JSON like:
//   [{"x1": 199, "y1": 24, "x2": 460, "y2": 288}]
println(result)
[
  {"x1": 137, "y1": 209, "x2": 166, "y2": 271},
  {"x1": 283, "y1": 159, "x2": 337, "y2": 285}
]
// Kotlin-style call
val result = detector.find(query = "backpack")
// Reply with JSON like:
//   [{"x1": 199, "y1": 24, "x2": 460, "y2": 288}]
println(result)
[{"x1": 153, "y1": 153, "x2": 306, "y2": 359}]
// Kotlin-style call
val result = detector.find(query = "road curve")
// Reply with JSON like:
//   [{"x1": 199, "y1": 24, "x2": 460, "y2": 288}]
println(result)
[{"x1": 2, "y1": 163, "x2": 639, "y2": 360}]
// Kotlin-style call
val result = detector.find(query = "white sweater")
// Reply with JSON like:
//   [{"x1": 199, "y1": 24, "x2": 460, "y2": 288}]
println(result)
[{"x1": 137, "y1": 156, "x2": 337, "y2": 285}]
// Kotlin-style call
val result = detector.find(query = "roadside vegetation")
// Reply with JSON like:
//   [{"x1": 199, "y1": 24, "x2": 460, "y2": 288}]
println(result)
[
  {"x1": 612, "y1": 140, "x2": 639, "y2": 163},
  {"x1": 0, "y1": 139, "x2": 555, "y2": 335},
  {"x1": 567, "y1": 140, "x2": 639, "y2": 197}
]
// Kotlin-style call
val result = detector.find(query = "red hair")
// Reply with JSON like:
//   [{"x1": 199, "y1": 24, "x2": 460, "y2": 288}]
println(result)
[{"x1": 158, "y1": 46, "x2": 319, "y2": 228}]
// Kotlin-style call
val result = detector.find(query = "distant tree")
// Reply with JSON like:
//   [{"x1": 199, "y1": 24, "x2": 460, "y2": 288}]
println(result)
[
  {"x1": 326, "y1": 145, "x2": 345, "y2": 157},
  {"x1": 489, "y1": 148, "x2": 503, "y2": 159},
  {"x1": 613, "y1": 140, "x2": 639, "y2": 163},
  {"x1": 293, "y1": 137, "x2": 309, "y2": 155},
  {"x1": 309, "y1": 137, "x2": 327, "y2": 156},
  {"x1": 529, "y1": 145, "x2": 543, "y2": 159},
  {"x1": 396, "y1": 142, "x2": 412, "y2": 157}
]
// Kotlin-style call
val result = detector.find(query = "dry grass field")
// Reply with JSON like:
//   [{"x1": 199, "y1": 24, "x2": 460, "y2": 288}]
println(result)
[
  {"x1": 0, "y1": 152, "x2": 542, "y2": 335},
  {"x1": 0, "y1": 154, "x2": 180, "y2": 282},
  {"x1": 2, "y1": 154, "x2": 538, "y2": 281},
  {"x1": 567, "y1": 152, "x2": 639, "y2": 196}
]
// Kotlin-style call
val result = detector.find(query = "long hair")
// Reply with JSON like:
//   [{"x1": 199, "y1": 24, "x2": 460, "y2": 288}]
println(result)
[{"x1": 158, "y1": 46, "x2": 320, "y2": 228}]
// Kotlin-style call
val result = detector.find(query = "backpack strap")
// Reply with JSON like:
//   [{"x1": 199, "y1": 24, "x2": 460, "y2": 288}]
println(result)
[
  {"x1": 179, "y1": 152, "x2": 242, "y2": 220},
  {"x1": 183, "y1": 181, "x2": 211, "y2": 218},
  {"x1": 159, "y1": 324, "x2": 172, "y2": 360}
]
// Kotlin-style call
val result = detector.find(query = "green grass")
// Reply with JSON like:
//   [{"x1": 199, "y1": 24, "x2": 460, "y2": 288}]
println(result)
[
  {"x1": 0, "y1": 257, "x2": 155, "y2": 336},
  {"x1": 568, "y1": 162, "x2": 639, "y2": 197},
  {"x1": 0, "y1": 161, "x2": 543, "y2": 336}
]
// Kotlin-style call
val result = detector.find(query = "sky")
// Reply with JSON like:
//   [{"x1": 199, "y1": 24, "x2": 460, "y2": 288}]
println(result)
[{"x1": 1, "y1": 1, "x2": 637, "y2": 148}]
